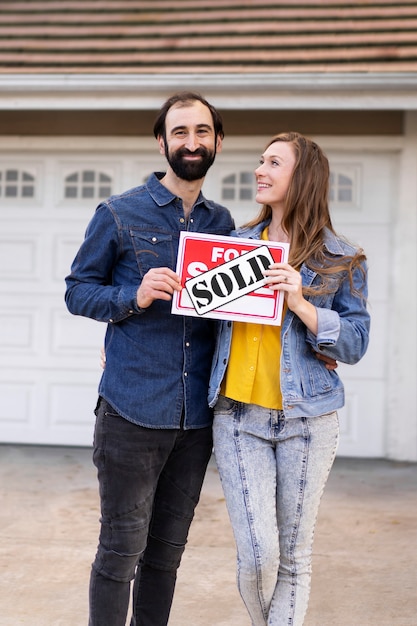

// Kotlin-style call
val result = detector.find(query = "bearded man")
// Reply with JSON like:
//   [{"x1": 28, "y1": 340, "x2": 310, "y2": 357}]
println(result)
[{"x1": 65, "y1": 92, "x2": 234, "y2": 626}]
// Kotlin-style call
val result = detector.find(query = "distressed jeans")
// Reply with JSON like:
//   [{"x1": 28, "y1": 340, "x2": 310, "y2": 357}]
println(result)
[
  {"x1": 89, "y1": 398, "x2": 213, "y2": 626},
  {"x1": 213, "y1": 396, "x2": 339, "y2": 626}
]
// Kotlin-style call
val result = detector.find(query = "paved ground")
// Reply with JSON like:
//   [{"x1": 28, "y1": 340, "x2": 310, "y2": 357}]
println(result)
[{"x1": 0, "y1": 444, "x2": 416, "y2": 626}]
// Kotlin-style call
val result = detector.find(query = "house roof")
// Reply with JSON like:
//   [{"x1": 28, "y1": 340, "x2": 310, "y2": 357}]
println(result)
[{"x1": 1, "y1": 0, "x2": 417, "y2": 74}]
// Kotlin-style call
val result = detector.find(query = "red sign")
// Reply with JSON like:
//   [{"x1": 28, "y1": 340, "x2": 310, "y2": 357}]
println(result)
[{"x1": 171, "y1": 232, "x2": 289, "y2": 325}]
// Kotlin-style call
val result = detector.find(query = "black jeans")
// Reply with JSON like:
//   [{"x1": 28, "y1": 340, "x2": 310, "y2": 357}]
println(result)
[{"x1": 89, "y1": 398, "x2": 213, "y2": 626}]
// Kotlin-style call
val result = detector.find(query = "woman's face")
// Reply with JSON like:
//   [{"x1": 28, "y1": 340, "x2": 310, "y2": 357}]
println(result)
[{"x1": 254, "y1": 141, "x2": 296, "y2": 210}]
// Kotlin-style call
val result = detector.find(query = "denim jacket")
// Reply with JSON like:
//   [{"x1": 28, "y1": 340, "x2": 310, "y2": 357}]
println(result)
[
  {"x1": 208, "y1": 221, "x2": 370, "y2": 418},
  {"x1": 65, "y1": 173, "x2": 234, "y2": 429}
]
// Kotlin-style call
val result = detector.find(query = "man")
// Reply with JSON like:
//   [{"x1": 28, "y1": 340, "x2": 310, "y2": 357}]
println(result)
[{"x1": 65, "y1": 92, "x2": 235, "y2": 626}]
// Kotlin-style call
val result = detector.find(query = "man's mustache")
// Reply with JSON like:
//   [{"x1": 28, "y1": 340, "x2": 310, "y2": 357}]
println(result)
[{"x1": 177, "y1": 148, "x2": 209, "y2": 158}]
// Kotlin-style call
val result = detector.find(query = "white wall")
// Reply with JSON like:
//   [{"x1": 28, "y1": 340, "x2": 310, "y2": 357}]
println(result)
[{"x1": 386, "y1": 111, "x2": 417, "y2": 461}]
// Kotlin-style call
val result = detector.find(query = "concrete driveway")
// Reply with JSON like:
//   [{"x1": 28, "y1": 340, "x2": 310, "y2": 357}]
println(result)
[{"x1": 0, "y1": 444, "x2": 416, "y2": 625}]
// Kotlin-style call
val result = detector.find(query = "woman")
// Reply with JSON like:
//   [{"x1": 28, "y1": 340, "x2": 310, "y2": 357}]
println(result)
[{"x1": 208, "y1": 132, "x2": 370, "y2": 625}]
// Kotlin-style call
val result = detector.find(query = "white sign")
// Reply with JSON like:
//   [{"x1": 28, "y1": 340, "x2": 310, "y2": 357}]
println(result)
[{"x1": 172, "y1": 232, "x2": 289, "y2": 325}]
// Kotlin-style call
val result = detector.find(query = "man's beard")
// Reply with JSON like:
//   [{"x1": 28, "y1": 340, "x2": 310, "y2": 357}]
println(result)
[{"x1": 166, "y1": 145, "x2": 216, "y2": 181}]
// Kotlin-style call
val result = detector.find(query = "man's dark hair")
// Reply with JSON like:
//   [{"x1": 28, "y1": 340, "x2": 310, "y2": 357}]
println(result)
[{"x1": 153, "y1": 91, "x2": 224, "y2": 141}]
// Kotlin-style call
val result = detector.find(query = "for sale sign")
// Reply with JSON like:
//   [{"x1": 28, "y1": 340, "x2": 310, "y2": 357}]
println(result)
[{"x1": 171, "y1": 232, "x2": 289, "y2": 325}]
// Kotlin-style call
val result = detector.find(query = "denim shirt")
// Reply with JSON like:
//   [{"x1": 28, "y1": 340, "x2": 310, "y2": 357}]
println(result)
[
  {"x1": 208, "y1": 221, "x2": 371, "y2": 418},
  {"x1": 65, "y1": 173, "x2": 235, "y2": 429}
]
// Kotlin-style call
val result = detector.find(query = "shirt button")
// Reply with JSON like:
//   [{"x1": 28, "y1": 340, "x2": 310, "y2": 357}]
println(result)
[
  {"x1": 184, "y1": 372, "x2": 188, "y2": 377},
  {"x1": 249, "y1": 366, "x2": 254, "y2": 371},
  {"x1": 185, "y1": 342, "x2": 190, "y2": 347},
  {"x1": 151, "y1": 237, "x2": 157, "y2": 242},
  {"x1": 179, "y1": 217, "x2": 185, "y2": 223},
  {"x1": 109, "y1": 318, "x2": 114, "y2": 323},
  {"x1": 253, "y1": 336, "x2": 258, "y2": 341},
  {"x1": 190, "y1": 218, "x2": 194, "y2": 223}
]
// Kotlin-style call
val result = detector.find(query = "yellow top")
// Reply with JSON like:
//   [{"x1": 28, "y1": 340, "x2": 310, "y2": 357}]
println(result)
[{"x1": 220, "y1": 227, "x2": 284, "y2": 409}]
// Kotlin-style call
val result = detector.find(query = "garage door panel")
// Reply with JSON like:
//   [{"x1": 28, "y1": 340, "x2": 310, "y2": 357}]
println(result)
[
  {"x1": 48, "y1": 379, "x2": 98, "y2": 428},
  {"x1": 1, "y1": 286, "x2": 104, "y2": 364},
  {"x1": 0, "y1": 380, "x2": 35, "y2": 426},
  {"x1": 330, "y1": 222, "x2": 391, "y2": 303},
  {"x1": 0, "y1": 367, "x2": 99, "y2": 445},
  {"x1": 0, "y1": 234, "x2": 42, "y2": 281},
  {"x1": 46, "y1": 370, "x2": 100, "y2": 445},
  {"x1": 0, "y1": 371, "x2": 46, "y2": 443},
  {"x1": 51, "y1": 308, "x2": 106, "y2": 361},
  {"x1": 0, "y1": 226, "x2": 74, "y2": 290},
  {"x1": 53, "y1": 229, "x2": 91, "y2": 283},
  {"x1": 0, "y1": 307, "x2": 39, "y2": 356},
  {"x1": 338, "y1": 379, "x2": 385, "y2": 457}
]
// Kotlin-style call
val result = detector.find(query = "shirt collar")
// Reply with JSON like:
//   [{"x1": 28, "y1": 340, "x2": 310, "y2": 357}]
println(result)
[{"x1": 146, "y1": 172, "x2": 214, "y2": 211}]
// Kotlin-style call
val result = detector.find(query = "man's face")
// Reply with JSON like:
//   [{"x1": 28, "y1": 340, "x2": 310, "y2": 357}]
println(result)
[{"x1": 159, "y1": 100, "x2": 222, "y2": 181}]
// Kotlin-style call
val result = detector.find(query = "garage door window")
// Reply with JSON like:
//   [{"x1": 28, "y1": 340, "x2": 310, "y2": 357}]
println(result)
[
  {"x1": 0, "y1": 169, "x2": 35, "y2": 199},
  {"x1": 64, "y1": 170, "x2": 112, "y2": 200},
  {"x1": 221, "y1": 172, "x2": 254, "y2": 202},
  {"x1": 329, "y1": 165, "x2": 361, "y2": 209}
]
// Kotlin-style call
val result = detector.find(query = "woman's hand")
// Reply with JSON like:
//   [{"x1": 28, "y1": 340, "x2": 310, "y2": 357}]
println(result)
[
  {"x1": 100, "y1": 347, "x2": 106, "y2": 370},
  {"x1": 264, "y1": 262, "x2": 303, "y2": 308},
  {"x1": 264, "y1": 262, "x2": 318, "y2": 335}
]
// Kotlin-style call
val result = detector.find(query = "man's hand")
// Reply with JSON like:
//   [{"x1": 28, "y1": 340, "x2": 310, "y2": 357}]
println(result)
[
  {"x1": 137, "y1": 267, "x2": 182, "y2": 309},
  {"x1": 314, "y1": 351, "x2": 338, "y2": 370},
  {"x1": 100, "y1": 347, "x2": 106, "y2": 370}
]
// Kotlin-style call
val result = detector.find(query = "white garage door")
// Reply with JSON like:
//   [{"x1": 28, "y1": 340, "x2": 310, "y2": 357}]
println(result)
[{"x1": 0, "y1": 139, "x2": 396, "y2": 456}]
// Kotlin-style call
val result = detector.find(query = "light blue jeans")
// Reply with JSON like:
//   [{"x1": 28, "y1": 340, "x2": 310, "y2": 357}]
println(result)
[{"x1": 213, "y1": 396, "x2": 339, "y2": 626}]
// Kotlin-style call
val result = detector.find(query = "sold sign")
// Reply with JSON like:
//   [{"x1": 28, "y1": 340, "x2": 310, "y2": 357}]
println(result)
[
  {"x1": 186, "y1": 245, "x2": 274, "y2": 315},
  {"x1": 172, "y1": 232, "x2": 289, "y2": 325}
]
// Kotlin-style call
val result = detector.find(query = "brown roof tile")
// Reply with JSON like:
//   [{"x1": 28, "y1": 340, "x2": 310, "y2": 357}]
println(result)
[{"x1": 0, "y1": 0, "x2": 416, "y2": 73}]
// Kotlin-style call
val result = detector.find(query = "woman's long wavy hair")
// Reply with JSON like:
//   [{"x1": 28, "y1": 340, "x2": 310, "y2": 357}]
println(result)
[{"x1": 245, "y1": 132, "x2": 367, "y2": 297}]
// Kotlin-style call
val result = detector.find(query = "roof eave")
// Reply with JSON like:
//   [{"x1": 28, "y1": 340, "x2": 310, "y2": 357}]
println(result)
[{"x1": 1, "y1": 72, "x2": 417, "y2": 110}]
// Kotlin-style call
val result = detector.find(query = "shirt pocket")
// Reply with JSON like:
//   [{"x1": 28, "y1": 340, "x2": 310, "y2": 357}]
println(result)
[{"x1": 130, "y1": 229, "x2": 175, "y2": 275}]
